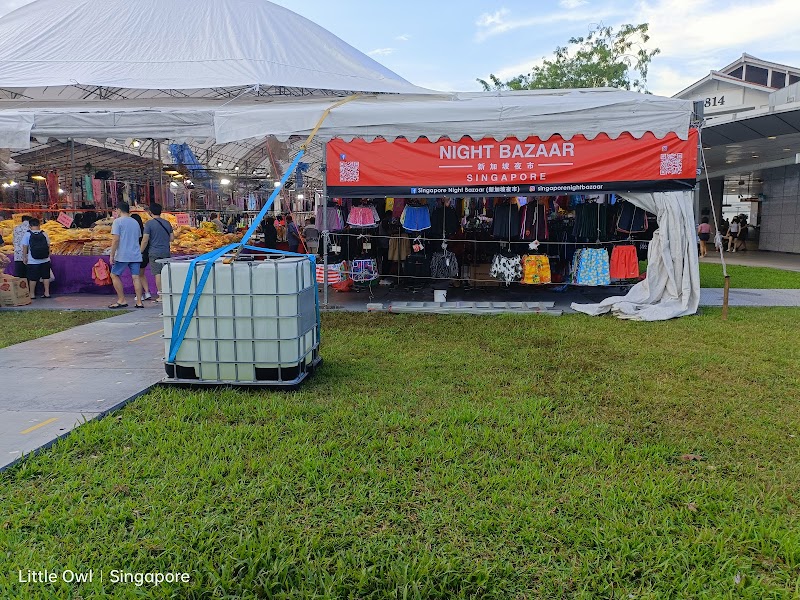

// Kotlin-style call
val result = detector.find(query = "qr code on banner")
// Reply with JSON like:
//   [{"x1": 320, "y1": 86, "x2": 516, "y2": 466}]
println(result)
[
  {"x1": 339, "y1": 161, "x2": 360, "y2": 182},
  {"x1": 660, "y1": 152, "x2": 683, "y2": 175}
]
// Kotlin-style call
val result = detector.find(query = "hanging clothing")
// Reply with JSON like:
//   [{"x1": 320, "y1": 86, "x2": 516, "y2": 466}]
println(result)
[
  {"x1": 351, "y1": 258, "x2": 379, "y2": 282},
  {"x1": 521, "y1": 255, "x2": 551, "y2": 284},
  {"x1": 46, "y1": 172, "x2": 59, "y2": 203},
  {"x1": 430, "y1": 249, "x2": 459, "y2": 279},
  {"x1": 92, "y1": 179, "x2": 103, "y2": 207},
  {"x1": 388, "y1": 235, "x2": 411, "y2": 262},
  {"x1": 609, "y1": 245, "x2": 640, "y2": 279},
  {"x1": 347, "y1": 205, "x2": 378, "y2": 227},
  {"x1": 316, "y1": 206, "x2": 344, "y2": 231},
  {"x1": 490, "y1": 254, "x2": 522, "y2": 285},
  {"x1": 430, "y1": 205, "x2": 460, "y2": 237},
  {"x1": 519, "y1": 202, "x2": 548, "y2": 241},
  {"x1": 400, "y1": 206, "x2": 431, "y2": 232},
  {"x1": 84, "y1": 175, "x2": 94, "y2": 203},
  {"x1": 492, "y1": 203, "x2": 519, "y2": 240},
  {"x1": 573, "y1": 248, "x2": 610, "y2": 286},
  {"x1": 616, "y1": 202, "x2": 648, "y2": 234}
]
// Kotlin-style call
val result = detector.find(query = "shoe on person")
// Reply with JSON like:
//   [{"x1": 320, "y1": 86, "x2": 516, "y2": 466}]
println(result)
[
  {"x1": 143, "y1": 292, "x2": 152, "y2": 300},
  {"x1": 153, "y1": 296, "x2": 163, "y2": 302}
]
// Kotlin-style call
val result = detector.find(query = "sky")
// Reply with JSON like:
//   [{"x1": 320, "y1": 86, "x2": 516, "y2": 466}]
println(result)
[{"x1": 1, "y1": 0, "x2": 799, "y2": 96}]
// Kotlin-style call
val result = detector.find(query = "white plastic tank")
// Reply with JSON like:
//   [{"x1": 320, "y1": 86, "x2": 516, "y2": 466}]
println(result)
[{"x1": 161, "y1": 255, "x2": 320, "y2": 385}]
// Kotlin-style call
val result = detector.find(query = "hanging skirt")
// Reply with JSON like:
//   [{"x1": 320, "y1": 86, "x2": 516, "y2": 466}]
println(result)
[
  {"x1": 317, "y1": 207, "x2": 344, "y2": 231},
  {"x1": 401, "y1": 206, "x2": 432, "y2": 231},
  {"x1": 351, "y1": 258, "x2": 379, "y2": 283},
  {"x1": 521, "y1": 255, "x2": 551, "y2": 284},
  {"x1": 347, "y1": 206, "x2": 378, "y2": 227},
  {"x1": 609, "y1": 245, "x2": 639, "y2": 279},
  {"x1": 388, "y1": 236, "x2": 411, "y2": 262},
  {"x1": 575, "y1": 248, "x2": 610, "y2": 286}
]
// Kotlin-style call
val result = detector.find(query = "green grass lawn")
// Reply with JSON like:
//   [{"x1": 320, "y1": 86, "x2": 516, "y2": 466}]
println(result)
[
  {"x1": 699, "y1": 263, "x2": 800, "y2": 289},
  {"x1": 0, "y1": 310, "x2": 120, "y2": 349},
  {"x1": 1, "y1": 310, "x2": 799, "y2": 598}
]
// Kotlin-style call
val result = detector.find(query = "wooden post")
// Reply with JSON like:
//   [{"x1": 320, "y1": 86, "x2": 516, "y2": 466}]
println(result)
[{"x1": 722, "y1": 275, "x2": 730, "y2": 320}]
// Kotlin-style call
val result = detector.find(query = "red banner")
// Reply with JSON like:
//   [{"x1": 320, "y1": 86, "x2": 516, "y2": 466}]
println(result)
[{"x1": 327, "y1": 131, "x2": 697, "y2": 197}]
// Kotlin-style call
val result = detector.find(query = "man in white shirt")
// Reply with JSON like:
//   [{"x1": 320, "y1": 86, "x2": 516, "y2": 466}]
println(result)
[
  {"x1": 109, "y1": 201, "x2": 144, "y2": 308},
  {"x1": 12, "y1": 215, "x2": 31, "y2": 280}
]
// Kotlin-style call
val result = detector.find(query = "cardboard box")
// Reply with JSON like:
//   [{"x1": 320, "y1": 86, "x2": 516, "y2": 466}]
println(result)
[
  {"x1": 0, "y1": 275, "x2": 32, "y2": 306},
  {"x1": 468, "y1": 263, "x2": 502, "y2": 287}
]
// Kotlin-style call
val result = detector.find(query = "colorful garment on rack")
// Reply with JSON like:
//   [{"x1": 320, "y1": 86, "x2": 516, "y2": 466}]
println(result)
[
  {"x1": 430, "y1": 250, "x2": 459, "y2": 279},
  {"x1": 400, "y1": 206, "x2": 431, "y2": 231},
  {"x1": 609, "y1": 245, "x2": 640, "y2": 279},
  {"x1": 490, "y1": 254, "x2": 522, "y2": 285},
  {"x1": 388, "y1": 236, "x2": 411, "y2": 262},
  {"x1": 573, "y1": 248, "x2": 610, "y2": 286},
  {"x1": 317, "y1": 206, "x2": 344, "y2": 231},
  {"x1": 351, "y1": 258, "x2": 378, "y2": 282},
  {"x1": 347, "y1": 206, "x2": 378, "y2": 227},
  {"x1": 521, "y1": 255, "x2": 551, "y2": 285},
  {"x1": 315, "y1": 261, "x2": 348, "y2": 284}
]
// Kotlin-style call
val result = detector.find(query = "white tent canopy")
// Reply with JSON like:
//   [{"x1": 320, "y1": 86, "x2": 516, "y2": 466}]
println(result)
[{"x1": 0, "y1": 0, "x2": 429, "y2": 96}]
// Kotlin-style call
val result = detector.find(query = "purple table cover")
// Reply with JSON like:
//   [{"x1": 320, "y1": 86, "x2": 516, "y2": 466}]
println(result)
[{"x1": 5, "y1": 255, "x2": 157, "y2": 295}]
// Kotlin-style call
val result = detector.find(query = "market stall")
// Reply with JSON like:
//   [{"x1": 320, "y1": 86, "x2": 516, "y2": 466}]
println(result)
[{"x1": 0, "y1": 0, "x2": 700, "y2": 320}]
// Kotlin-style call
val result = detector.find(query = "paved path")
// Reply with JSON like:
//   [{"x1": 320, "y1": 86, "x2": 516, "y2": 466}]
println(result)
[
  {"x1": 699, "y1": 288, "x2": 800, "y2": 307},
  {"x1": 0, "y1": 307, "x2": 164, "y2": 471},
  {"x1": 701, "y1": 249, "x2": 800, "y2": 272}
]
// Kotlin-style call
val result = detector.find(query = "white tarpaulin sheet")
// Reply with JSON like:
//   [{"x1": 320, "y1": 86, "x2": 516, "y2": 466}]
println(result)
[
  {"x1": 213, "y1": 89, "x2": 693, "y2": 144},
  {"x1": 571, "y1": 191, "x2": 701, "y2": 321},
  {"x1": 0, "y1": 90, "x2": 694, "y2": 149}
]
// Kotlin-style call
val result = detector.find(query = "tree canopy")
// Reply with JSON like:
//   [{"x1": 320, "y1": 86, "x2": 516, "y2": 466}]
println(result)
[{"x1": 478, "y1": 23, "x2": 660, "y2": 93}]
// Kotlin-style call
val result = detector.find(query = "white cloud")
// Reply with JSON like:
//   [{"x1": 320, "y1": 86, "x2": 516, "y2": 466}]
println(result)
[
  {"x1": 367, "y1": 48, "x2": 396, "y2": 57},
  {"x1": 474, "y1": 6, "x2": 619, "y2": 41},
  {"x1": 636, "y1": 0, "x2": 800, "y2": 95},
  {"x1": 559, "y1": 0, "x2": 588, "y2": 8},
  {"x1": 475, "y1": 8, "x2": 510, "y2": 27},
  {"x1": 395, "y1": 34, "x2": 411, "y2": 42}
]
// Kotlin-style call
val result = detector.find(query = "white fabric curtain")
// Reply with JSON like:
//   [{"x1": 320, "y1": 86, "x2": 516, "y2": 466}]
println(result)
[{"x1": 571, "y1": 190, "x2": 700, "y2": 321}]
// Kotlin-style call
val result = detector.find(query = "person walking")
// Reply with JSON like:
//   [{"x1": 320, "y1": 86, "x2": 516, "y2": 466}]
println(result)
[
  {"x1": 108, "y1": 201, "x2": 144, "y2": 308},
  {"x1": 697, "y1": 216, "x2": 711, "y2": 257},
  {"x1": 286, "y1": 215, "x2": 301, "y2": 253},
  {"x1": 12, "y1": 215, "x2": 31, "y2": 280},
  {"x1": 727, "y1": 217, "x2": 740, "y2": 252},
  {"x1": 140, "y1": 202, "x2": 173, "y2": 302},
  {"x1": 303, "y1": 217, "x2": 320, "y2": 255},
  {"x1": 261, "y1": 216, "x2": 278, "y2": 249},
  {"x1": 21, "y1": 217, "x2": 51, "y2": 299},
  {"x1": 130, "y1": 213, "x2": 152, "y2": 301}
]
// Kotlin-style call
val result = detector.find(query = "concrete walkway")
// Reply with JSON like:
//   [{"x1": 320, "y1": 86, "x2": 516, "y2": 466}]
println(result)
[
  {"x1": 0, "y1": 306, "x2": 164, "y2": 471},
  {"x1": 700, "y1": 249, "x2": 800, "y2": 272}
]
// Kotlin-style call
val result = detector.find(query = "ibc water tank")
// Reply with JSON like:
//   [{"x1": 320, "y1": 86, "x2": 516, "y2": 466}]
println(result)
[{"x1": 161, "y1": 255, "x2": 320, "y2": 386}]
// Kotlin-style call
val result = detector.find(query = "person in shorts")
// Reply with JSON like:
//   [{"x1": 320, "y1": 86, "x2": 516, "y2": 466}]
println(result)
[
  {"x1": 22, "y1": 218, "x2": 51, "y2": 299},
  {"x1": 109, "y1": 201, "x2": 144, "y2": 308},
  {"x1": 12, "y1": 215, "x2": 31, "y2": 280},
  {"x1": 140, "y1": 202, "x2": 174, "y2": 302},
  {"x1": 696, "y1": 216, "x2": 711, "y2": 258}
]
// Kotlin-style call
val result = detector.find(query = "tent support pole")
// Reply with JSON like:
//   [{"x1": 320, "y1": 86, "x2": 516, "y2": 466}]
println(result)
[
  {"x1": 322, "y1": 142, "x2": 329, "y2": 308},
  {"x1": 69, "y1": 138, "x2": 75, "y2": 199},
  {"x1": 722, "y1": 275, "x2": 730, "y2": 320}
]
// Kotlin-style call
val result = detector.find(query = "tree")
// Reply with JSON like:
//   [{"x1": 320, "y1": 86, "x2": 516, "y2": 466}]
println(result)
[{"x1": 478, "y1": 23, "x2": 660, "y2": 93}]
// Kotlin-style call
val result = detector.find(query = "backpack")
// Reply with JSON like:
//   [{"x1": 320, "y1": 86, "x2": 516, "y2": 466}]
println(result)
[{"x1": 28, "y1": 230, "x2": 50, "y2": 260}]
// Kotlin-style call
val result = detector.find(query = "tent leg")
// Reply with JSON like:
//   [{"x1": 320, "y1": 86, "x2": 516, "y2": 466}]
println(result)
[{"x1": 722, "y1": 275, "x2": 730, "y2": 320}]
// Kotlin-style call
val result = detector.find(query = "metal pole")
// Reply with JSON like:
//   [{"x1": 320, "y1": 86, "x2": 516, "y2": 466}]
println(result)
[
  {"x1": 722, "y1": 275, "x2": 730, "y2": 320},
  {"x1": 322, "y1": 142, "x2": 329, "y2": 307},
  {"x1": 69, "y1": 138, "x2": 75, "y2": 199}
]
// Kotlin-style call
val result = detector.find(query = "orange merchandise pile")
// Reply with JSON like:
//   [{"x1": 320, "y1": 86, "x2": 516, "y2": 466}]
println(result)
[{"x1": 0, "y1": 213, "x2": 241, "y2": 257}]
